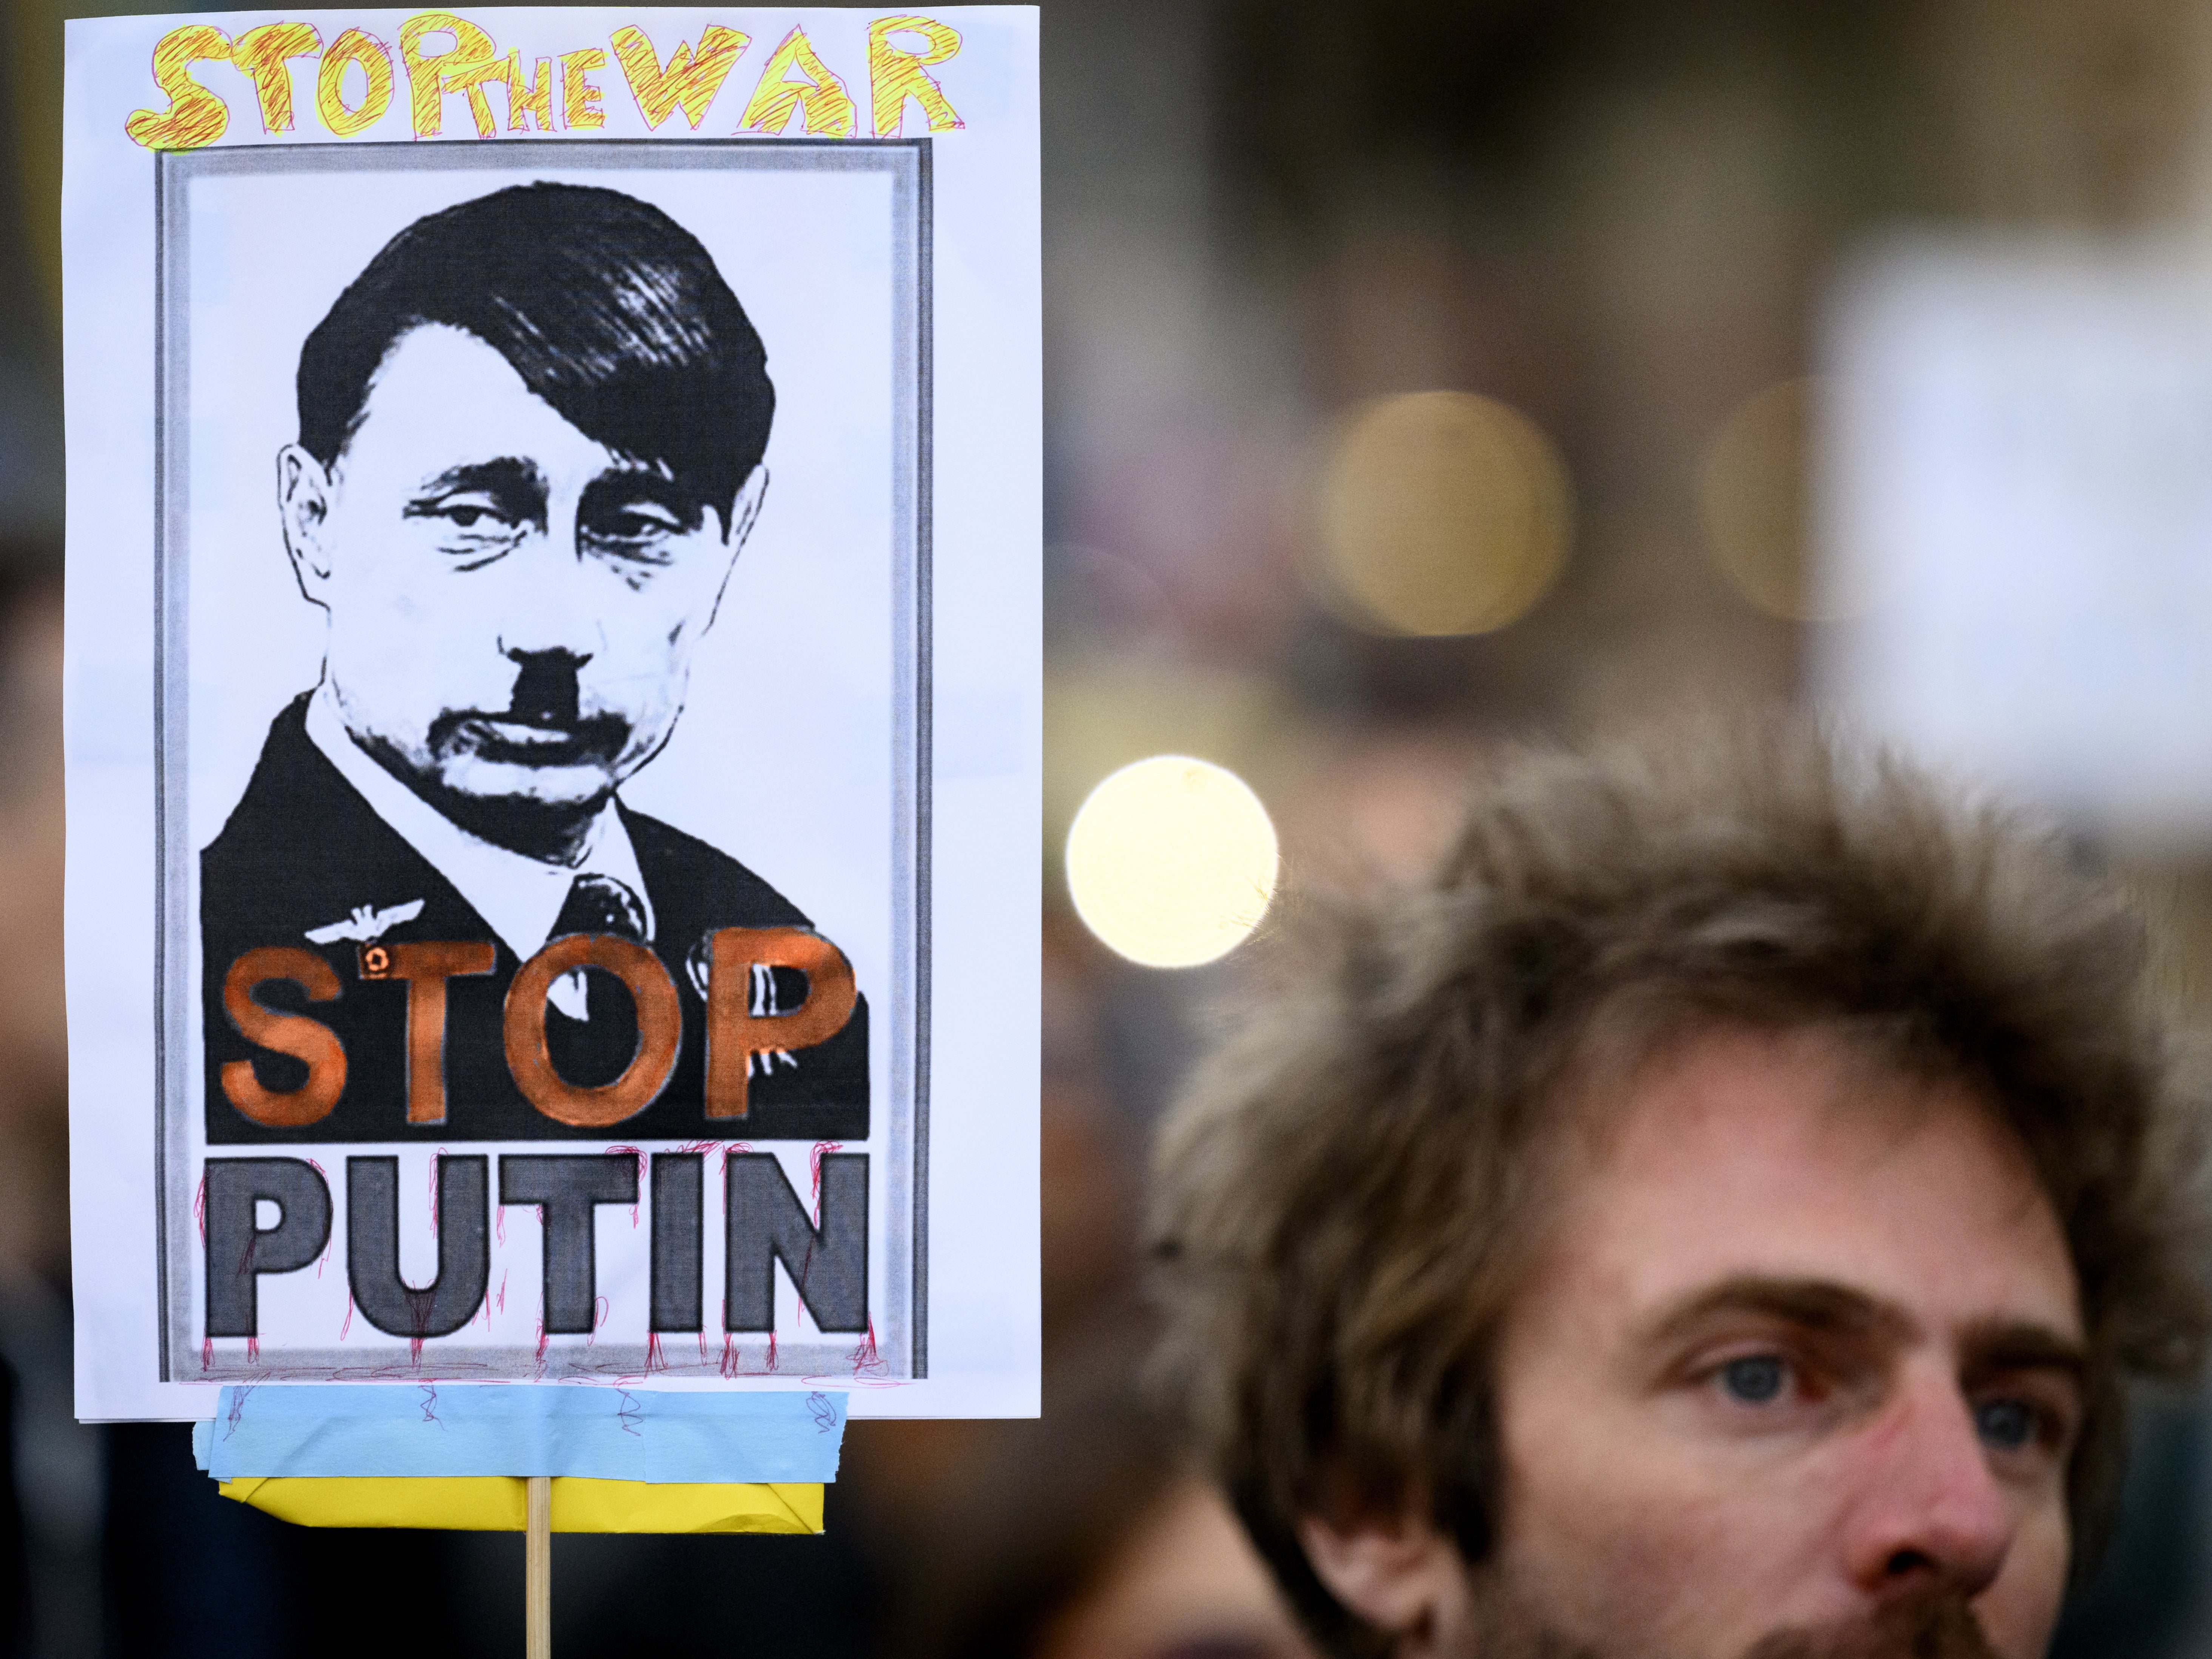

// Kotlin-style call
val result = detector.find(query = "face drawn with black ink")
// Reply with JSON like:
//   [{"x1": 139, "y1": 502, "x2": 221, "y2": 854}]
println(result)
[
  {"x1": 278, "y1": 322, "x2": 765, "y2": 861},
  {"x1": 274, "y1": 182, "x2": 776, "y2": 864}
]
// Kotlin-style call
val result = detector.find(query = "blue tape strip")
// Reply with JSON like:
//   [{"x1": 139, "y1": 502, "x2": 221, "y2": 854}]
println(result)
[{"x1": 199, "y1": 1386, "x2": 847, "y2": 1482}]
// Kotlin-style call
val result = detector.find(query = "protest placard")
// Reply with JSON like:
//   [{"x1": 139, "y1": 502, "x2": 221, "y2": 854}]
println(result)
[{"x1": 63, "y1": 6, "x2": 1040, "y2": 1425}]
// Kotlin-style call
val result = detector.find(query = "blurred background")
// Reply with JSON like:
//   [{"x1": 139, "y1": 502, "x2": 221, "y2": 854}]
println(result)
[{"x1": 12, "y1": 0, "x2": 2212, "y2": 1653}]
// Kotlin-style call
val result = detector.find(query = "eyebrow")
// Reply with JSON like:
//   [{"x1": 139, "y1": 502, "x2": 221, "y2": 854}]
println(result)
[
  {"x1": 577, "y1": 465, "x2": 712, "y2": 532},
  {"x1": 1637, "y1": 1275, "x2": 2087, "y2": 1381},
  {"x1": 1956, "y1": 1317, "x2": 2089, "y2": 1381},
  {"x1": 404, "y1": 457, "x2": 547, "y2": 519},
  {"x1": 1640, "y1": 1275, "x2": 1916, "y2": 1354}
]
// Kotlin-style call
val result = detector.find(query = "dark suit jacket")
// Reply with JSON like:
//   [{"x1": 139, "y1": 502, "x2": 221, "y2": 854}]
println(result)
[{"x1": 200, "y1": 695, "x2": 869, "y2": 1144}]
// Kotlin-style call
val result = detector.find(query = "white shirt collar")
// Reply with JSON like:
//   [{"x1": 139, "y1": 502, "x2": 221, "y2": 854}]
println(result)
[{"x1": 304, "y1": 682, "x2": 655, "y2": 962}]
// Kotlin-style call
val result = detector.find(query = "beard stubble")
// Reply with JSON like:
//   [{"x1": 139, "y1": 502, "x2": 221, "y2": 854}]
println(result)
[{"x1": 1458, "y1": 1579, "x2": 2001, "y2": 1659}]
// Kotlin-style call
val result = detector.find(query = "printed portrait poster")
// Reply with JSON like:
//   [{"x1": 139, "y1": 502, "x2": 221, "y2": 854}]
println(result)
[{"x1": 62, "y1": 8, "x2": 1041, "y2": 1420}]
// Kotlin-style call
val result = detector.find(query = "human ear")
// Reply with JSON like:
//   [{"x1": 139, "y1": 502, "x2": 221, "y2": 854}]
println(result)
[
  {"x1": 698, "y1": 466, "x2": 769, "y2": 633},
  {"x1": 277, "y1": 443, "x2": 335, "y2": 604},
  {"x1": 724, "y1": 464, "x2": 769, "y2": 553},
  {"x1": 1298, "y1": 1511, "x2": 1470, "y2": 1656}
]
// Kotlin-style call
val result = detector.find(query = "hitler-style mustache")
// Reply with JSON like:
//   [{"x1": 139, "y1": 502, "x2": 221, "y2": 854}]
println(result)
[{"x1": 507, "y1": 651, "x2": 584, "y2": 727}]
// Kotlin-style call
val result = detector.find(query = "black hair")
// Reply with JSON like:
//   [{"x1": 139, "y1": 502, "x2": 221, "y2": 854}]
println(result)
[{"x1": 296, "y1": 181, "x2": 774, "y2": 527}]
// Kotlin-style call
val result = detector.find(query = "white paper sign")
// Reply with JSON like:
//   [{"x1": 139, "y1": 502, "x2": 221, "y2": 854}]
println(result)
[
  {"x1": 1814, "y1": 243, "x2": 2212, "y2": 843},
  {"x1": 63, "y1": 6, "x2": 1040, "y2": 1420}
]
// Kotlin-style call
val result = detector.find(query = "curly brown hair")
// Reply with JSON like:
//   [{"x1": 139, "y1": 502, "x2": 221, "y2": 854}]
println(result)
[{"x1": 1146, "y1": 719, "x2": 2212, "y2": 1658}]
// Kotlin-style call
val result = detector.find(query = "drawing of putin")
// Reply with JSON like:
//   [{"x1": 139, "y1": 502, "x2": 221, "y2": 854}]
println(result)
[{"x1": 201, "y1": 181, "x2": 868, "y2": 1145}]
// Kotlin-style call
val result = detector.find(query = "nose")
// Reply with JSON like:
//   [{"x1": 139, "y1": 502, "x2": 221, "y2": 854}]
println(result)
[
  {"x1": 1838, "y1": 1369, "x2": 2015, "y2": 1602},
  {"x1": 493, "y1": 541, "x2": 602, "y2": 663}
]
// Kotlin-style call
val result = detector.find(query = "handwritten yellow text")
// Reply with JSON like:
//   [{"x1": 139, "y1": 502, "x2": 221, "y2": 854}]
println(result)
[{"x1": 125, "y1": 11, "x2": 965, "y2": 150}]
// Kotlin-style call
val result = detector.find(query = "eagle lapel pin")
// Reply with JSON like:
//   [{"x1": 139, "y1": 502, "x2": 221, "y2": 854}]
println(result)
[{"x1": 305, "y1": 898, "x2": 425, "y2": 946}]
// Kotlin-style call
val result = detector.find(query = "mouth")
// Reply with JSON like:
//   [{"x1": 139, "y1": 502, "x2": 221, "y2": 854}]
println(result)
[{"x1": 432, "y1": 710, "x2": 630, "y2": 770}]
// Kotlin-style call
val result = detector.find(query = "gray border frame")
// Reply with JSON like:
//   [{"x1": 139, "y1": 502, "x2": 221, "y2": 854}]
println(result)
[{"x1": 153, "y1": 138, "x2": 931, "y2": 1384}]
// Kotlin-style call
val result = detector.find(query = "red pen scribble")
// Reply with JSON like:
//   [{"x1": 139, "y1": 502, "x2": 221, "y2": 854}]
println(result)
[
  {"x1": 587, "y1": 1295, "x2": 609, "y2": 1347},
  {"x1": 194, "y1": 1175, "x2": 207, "y2": 1243},
  {"x1": 646, "y1": 1331, "x2": 666, "y2": 1372},
  {"x1": 767, "y1": 1331, "x2": 779, "y2": 1372},
  {"x1": 496, "y1": 1272, "x2": 507, "y2": 1315},
  {"x1": 535, "y1": 1320, "x2": 549, "y2": 1373},
  {"x1": 340, "y1": 1293, "x2": 354, "y2": 1342},
  {"x1": 718, "y1": 1334, "x2": 738, "y2": 1377},
  {"x1": 851, "y1": 1319, "x2": 885, "y2": 1378},
  {"x1": 496, "y1": 1204, "x2": 507, "y2": 1246},
  {"x1": 410, "y1": 1337, "x2": 424, "y2": 1368},
  {"x1": 245, "y1": 1337, "x2": 259, "y2": 1366},
  {"x1": 200, "y1": 1339, "x2": 212, "y2": 1371}
]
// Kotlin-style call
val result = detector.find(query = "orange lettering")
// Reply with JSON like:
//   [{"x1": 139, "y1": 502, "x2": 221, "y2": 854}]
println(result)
[
  {"x1": 703, "y1": 927, "x2": 858, "y2": 1119},
  {"x1": 506, "y1": 935, "x2": 679, "y2": 1128},
  {"x1": 370, "y1": 941, "x2": 495, "y2": 1125},
  {"x1": 220, "y1": 947, "x2": 346, "y2": 1129}
]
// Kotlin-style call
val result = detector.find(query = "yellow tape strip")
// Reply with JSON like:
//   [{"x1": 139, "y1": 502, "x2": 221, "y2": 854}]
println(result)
[{"x1": 218, "y1": 1476, "x2": 825, "y2": 1534}]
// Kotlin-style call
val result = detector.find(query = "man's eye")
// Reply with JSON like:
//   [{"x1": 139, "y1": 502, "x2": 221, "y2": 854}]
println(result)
[
  {"x1": 1718, "y1": 1355, "x2": 1789, "y2": 1404},
  {"x1": 409, "y1": 497, "x2": 518, "y2": 533},
  {"x1": 441, "y1": 501, "x2": 517, "y2": 530},
  {"x1": 1975, "y1": 1398, "x2": 2039, "y2": 1451},
  {"x1": 596, "y1": 508, "x2": 681, "y2": 541}
]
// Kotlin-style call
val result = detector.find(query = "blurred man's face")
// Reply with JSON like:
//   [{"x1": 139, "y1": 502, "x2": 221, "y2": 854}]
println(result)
[
  {"x1": 279, "y1": 322, "x2": 757, "y2": 860},
  {"x1": 1480, "y1": 1029, "x2": 2083, "y2": 1659},
  {"x1": 1306, "y1": 1027, "x2": 2085, "y2": 1659}
]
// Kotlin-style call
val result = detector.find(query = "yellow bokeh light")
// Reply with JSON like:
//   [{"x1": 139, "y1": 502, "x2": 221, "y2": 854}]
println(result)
[
  {"x1": 1697, "y1": 377, "x2": 1882, "y2": 623},
  {"x1": 1315, "y1": 390, "x2": 1573, "y2": 636},
  {"x1": 1065, "y1": 756, "x2": 1279, "y2": 969},
  {"x1": 1697, "y1": 378, "x2": 1822, "y2": 621}
]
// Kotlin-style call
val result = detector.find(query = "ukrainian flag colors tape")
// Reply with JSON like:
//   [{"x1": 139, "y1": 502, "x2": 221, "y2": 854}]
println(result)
[
  {"x1": 195, "y1": 1385, "x2": 847, "y2": 1482},
  {"x1": 219, "y1": 1476, "x2": 825, "y2": 1533}
]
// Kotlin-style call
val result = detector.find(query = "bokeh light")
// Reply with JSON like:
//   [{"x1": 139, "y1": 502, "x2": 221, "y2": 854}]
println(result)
[
  {"x1": 1313, "y1": 390, "x2": 1573, "y2": 636},
  {"x1": 1697, "y1": 377, "x2": 1867, "y2": 622},
  {"x1": 1065, "y1": 756, "x2": 1279, "y2": 969},
  {"x1": 1044, "y1": 656, "x2": 1282, "y2": 879}
]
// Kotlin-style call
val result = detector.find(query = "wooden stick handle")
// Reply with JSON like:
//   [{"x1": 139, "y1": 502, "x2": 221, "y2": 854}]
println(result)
[{"x1": 526, "y1": 1476, "x2": 552, "y2": 1659}]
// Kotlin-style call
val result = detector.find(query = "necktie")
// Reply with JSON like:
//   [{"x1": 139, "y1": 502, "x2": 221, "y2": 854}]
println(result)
[
  {"x1": 552, "y1": 873, "x2": 648, "y2": 943},
  {"x1": 545, "y1": 874, "x2": 649, "y2": 1084}
]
